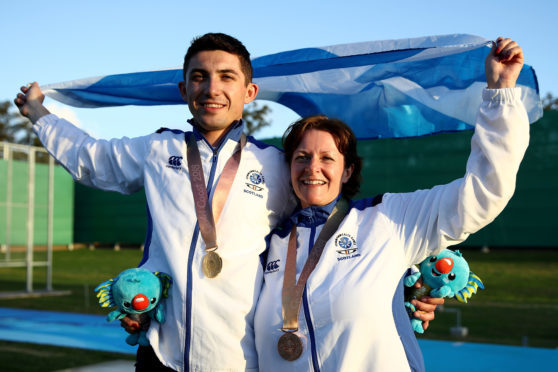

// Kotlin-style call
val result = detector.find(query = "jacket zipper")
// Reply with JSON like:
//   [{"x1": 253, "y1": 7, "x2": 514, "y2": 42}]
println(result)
[
  {"x1": 184, "y1": 143, "x2": 219, "y2": 371},
  {"x1": 302, "y1": 225, "x2": 321, "y2": 372}
]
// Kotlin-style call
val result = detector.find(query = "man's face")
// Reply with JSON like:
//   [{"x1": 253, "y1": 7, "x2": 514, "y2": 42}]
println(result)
[{"x1": 179, "y1": 50, "x2": 258, "y2": 145}]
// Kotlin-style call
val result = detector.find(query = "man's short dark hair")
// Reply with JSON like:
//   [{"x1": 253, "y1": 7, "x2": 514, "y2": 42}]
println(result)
[{"x1": 183, "y1": 33, "x2": 253, "y2": 85}]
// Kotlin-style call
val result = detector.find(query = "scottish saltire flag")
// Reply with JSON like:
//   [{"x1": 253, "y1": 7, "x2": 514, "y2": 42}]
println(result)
[{"x1": 43, "y1": 34, "x2": 542, "y2": 140}]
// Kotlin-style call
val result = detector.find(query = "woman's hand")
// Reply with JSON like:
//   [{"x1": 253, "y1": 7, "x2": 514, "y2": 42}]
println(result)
[
  {"x1": 410, "y1": 296, "x2": 445, "y2": 331},
  {"x1": 485, "y1": 37, "x2": 524, "y2": 89}
]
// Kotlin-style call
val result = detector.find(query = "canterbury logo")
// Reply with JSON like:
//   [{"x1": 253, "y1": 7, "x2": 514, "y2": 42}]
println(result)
[
  {"x1": 265, "y1": 259, "x2": 280, "y2": 274},
  {"x1": 168, "y1": 156, "x2": 183, "y2": 167}
]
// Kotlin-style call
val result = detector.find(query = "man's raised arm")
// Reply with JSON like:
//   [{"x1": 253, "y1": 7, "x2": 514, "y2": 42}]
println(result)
[{"x1": 14, "y1": 82, "x2": 51, "y2": 123}]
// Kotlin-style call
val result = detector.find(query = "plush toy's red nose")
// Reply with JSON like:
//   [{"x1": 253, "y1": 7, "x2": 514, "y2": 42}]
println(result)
[
  {"x1": 132, "y1": 294, "x2": 149, "y2": 311},
  {"x1": 435, "y1": 257, "x2": 453, "y2": 274}
]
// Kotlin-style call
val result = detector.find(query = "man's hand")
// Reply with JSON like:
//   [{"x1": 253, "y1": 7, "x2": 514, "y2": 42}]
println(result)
[
  {"x1": 485, "y1": 37, "x2": 524, "y2": 89},
  {"x1": 410, "y1": 296, "x2": 445, "y2": 331},
  {"x1": 14, "y1": 82, "x2": 50, "y2": 123},
  {"x1": 120, "y1": 316, "x2": 141, "y2": 334}
]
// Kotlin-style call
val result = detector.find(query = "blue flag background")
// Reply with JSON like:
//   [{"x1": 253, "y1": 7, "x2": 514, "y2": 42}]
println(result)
[{"x1": 43, "y1": 34, "x2": 541, "y2": 140}]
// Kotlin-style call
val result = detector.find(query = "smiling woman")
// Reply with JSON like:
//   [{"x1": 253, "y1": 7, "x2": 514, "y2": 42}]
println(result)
[{"x1": 254, "y1": 45, "x2": 531, "y2": 368}]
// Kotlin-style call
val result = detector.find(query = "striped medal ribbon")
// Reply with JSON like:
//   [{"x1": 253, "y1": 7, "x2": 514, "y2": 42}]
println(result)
[
  {"x1": 186, "y1": 132, "x2": 246, "y2": 278},
  {"x1": 278, "y1": 198, "x2": 349, "y2": 361}
]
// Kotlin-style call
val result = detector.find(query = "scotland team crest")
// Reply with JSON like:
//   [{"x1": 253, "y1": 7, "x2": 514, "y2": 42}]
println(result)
[
  {"x1": 335, "y1": 233, "x2": 357, "y2": 255},
  {"x1": 246, "y1": 170, "x2": 265, "y2": 192}
]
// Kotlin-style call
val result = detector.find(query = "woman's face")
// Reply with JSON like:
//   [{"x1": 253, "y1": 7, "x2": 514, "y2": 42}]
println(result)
[{"x1": 290, "y1": 129, "x2": 353, "y2": 208}]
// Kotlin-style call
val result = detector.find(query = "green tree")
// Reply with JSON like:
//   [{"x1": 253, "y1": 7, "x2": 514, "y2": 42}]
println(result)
[
  {"x1": 0, "y1": 100, "x2": 39, "y2": 146},
  {"x1": 542, "y1": 92, "x2": 558, "y2": 111},
  {"x1": 1, "y1": 100, "x2": 18, "y2": 142},
  {"x1": 242, "y1": 101, "x2": 272, "y2": 136}
]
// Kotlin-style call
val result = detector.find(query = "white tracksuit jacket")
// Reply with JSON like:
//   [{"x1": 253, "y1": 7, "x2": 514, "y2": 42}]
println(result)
[
  {"x1": 33, "y1": 118, "x2": 295, "y2": 371},
  {"x1": 255, "y1": 88, "x2": 530, "y2": 372}
]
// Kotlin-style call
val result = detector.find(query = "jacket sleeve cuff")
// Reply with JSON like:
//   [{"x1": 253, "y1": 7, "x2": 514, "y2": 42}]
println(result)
[{"x1": 482, "y1": 87, "x2": 522, "y2": 103}]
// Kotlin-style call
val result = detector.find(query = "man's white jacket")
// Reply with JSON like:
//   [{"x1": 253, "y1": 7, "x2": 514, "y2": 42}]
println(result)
[{"x1": 33, "y1": 118, "x2": 294, "y2": 371}]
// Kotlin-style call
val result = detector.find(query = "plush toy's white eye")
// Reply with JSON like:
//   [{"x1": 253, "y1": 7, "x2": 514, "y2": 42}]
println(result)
[
  {"x1": 448, "y1": 273, "x2": 456, "y2": 281},
  {"x1": 123, "y1": 301, "x2": 131, "y2": 308},
  {"x1": 429, "y1": 256, "x2": 437, "y2": 263},
  {"x1": 151, "y1": 297, "x2": 157, "y2": 304}
]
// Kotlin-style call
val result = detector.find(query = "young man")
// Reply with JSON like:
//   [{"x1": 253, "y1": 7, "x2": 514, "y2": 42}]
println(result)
[{"x1": 15, "y1": 33, "x2": 441, "y2": 371}]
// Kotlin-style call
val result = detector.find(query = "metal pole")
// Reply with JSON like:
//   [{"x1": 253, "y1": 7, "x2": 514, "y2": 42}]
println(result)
[
  {"x1": 455, "y1": 307, "x2": 462, "y2": 327},
  {"x1": 5, "y1": 143, "x2": 13, "y2": 261},
  {"x1": 0, "y1": 142, "x2": 4, "y2": 256},
  {"x1": 26, "y1": 148, "x2": 35, "y2": 293},
  {"x1": 47, "y1": 154, "x2": 54, "y2": 291}
]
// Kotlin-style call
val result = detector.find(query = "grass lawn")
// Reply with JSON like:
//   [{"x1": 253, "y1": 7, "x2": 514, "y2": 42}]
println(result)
[
  {"x1": 416, "y1": 248, "x2": 558, "y2": 349},
  {"x1": 0, "y1": 340, "x2": 135, "y2": 372},
  {"x1": 0, "y1": 248, "x2": 143, "y2": 314},
  {"x1": 0, "y1": 247, "x2": 557, "y2": 370}
]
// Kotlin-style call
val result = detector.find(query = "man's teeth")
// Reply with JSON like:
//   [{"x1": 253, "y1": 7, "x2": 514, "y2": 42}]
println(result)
[
  {"x1": 303, "y1": 180, "x2": 326, "y2": 185},
  {"x1": 204, "y1": 103, "x2": 224, "y2": 108}
]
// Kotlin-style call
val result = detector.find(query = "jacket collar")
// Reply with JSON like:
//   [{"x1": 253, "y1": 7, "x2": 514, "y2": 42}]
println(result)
[
  {"x1": 289, "y1": 196, "x2": 340, "y2": 228},
  {"x1": 188, "y1": 119, "x2": 244, "y2": 151}
]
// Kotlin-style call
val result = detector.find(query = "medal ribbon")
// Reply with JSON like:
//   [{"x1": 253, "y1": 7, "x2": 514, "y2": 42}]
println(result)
[
  {"x1": 186, "y1": 132, "x2": 246, "y2": 252},
  {"x1": 281, "y1": 198, "x2": 349, "y2": 331}
]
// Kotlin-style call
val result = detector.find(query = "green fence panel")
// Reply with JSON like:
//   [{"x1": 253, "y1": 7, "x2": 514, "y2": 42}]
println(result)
[
  {"x1": 0, "y1": 158, "x2": 74, "y2": 245},
  {"x1": 73, "y1": 183, "x2": 147, "y2": 245}
]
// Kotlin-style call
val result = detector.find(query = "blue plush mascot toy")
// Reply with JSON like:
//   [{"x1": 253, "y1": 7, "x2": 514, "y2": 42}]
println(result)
[
  {"x1": 94, "y1": 268, "x2": 172, "y2": 346},
  {"x1": 404, "y1": 249, "x2": 484, "y2": 333}
]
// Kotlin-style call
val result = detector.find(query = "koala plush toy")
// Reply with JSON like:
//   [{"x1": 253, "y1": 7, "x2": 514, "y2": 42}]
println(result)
[
  {"x1": 95, "y1": 268, "x2": 172, "y2": 346},
  {"x1": 404, "y1": 249, "x2": 484, "y2": 333}
]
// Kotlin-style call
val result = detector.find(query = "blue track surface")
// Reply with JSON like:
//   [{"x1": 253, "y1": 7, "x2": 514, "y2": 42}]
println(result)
[
  {"x1": 0, "y1": 307, "x2": 133, "y2": 355},
  {"x1": 1, "y1": 307, "x2": 556, "y2": 371}
]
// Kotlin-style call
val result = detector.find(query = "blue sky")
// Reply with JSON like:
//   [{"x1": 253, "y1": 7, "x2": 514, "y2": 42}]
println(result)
[{"x1": 2, "y1": 0, "x2": 555, "y2": 139}]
